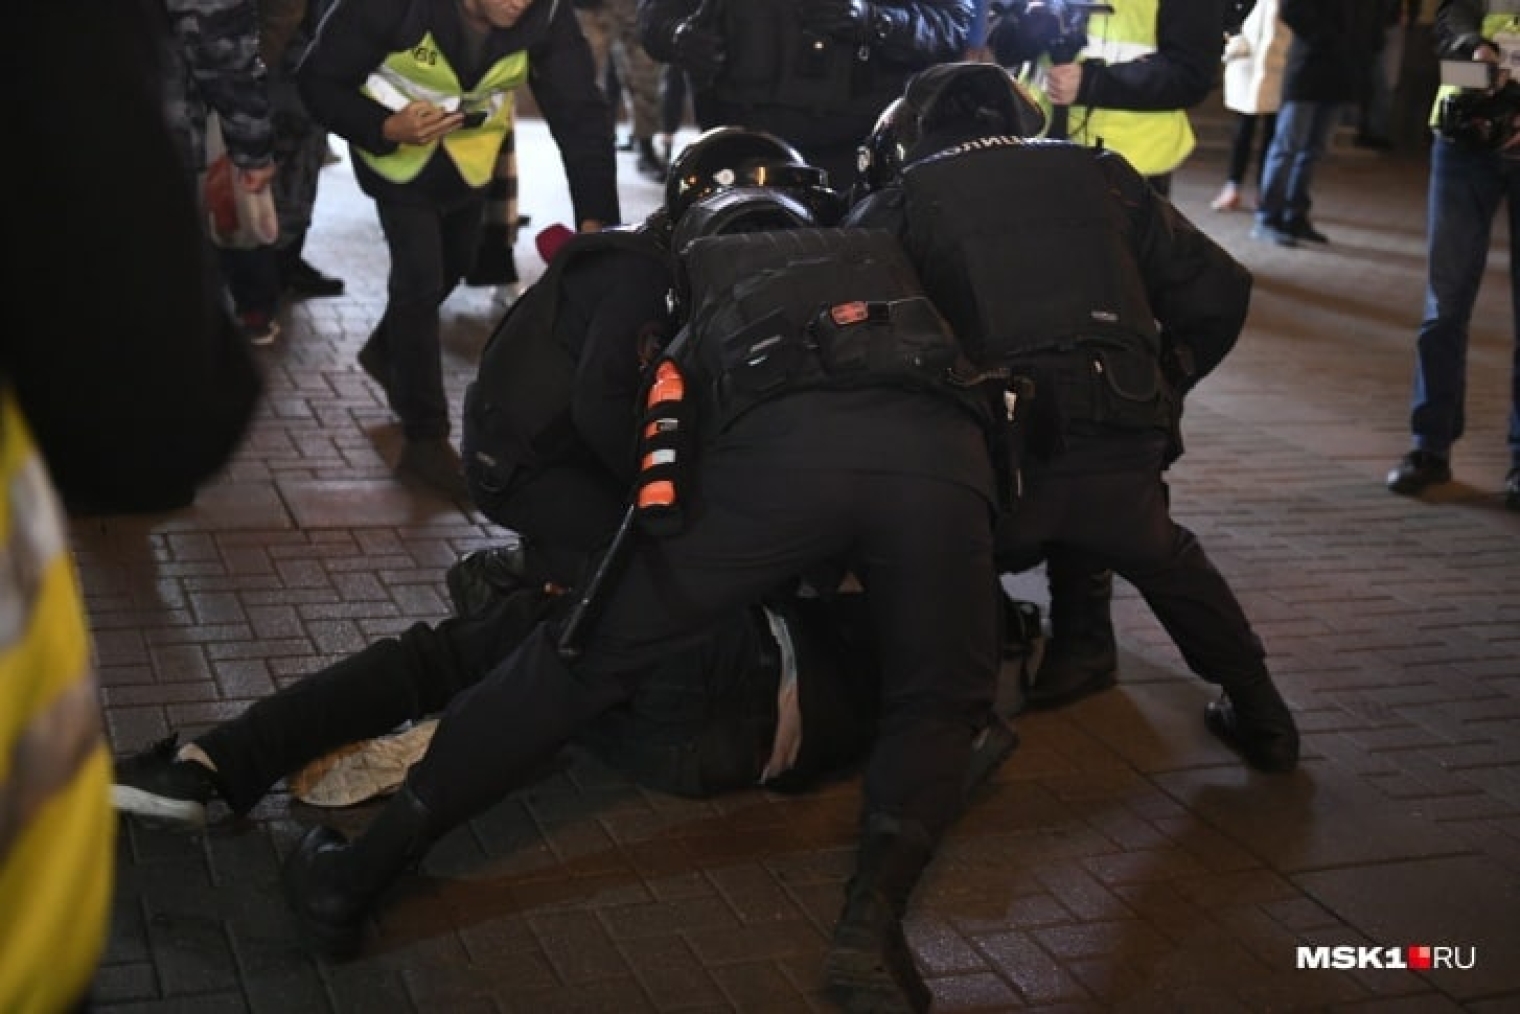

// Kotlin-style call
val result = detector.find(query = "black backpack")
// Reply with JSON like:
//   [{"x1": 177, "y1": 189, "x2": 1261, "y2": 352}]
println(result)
[{"x1": 461, "y1": 229, "x2": 669, "y2": 526}]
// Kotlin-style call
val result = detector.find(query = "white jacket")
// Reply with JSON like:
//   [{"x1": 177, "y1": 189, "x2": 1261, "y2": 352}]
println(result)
[{"x1": 1221, "y1": 0, "x2": 1292, "y2": 115}]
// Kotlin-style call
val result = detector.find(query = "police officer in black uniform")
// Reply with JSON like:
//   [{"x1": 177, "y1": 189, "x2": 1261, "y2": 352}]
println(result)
[
  {"x1": 846, "y1": 62, "x2": 1300, "y2": 775},
  {"x1": 269, "y1": 131, "x2": 1005, "y2": 1012},
  {"x1": 112, "y1": 131, "x2": 921, "y2": 821},
  {"x1": 637, "y1": 0, "x2": 973, "y2": 183}
]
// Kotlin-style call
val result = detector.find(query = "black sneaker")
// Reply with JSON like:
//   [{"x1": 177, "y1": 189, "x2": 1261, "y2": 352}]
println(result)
[
  {"x1": 112, "y1": 734, "x2": 219, "y2": 828},
  {"x1": 1286, "y1": 218, "x2": 1329, "y2": 244},
  {"x1": 1386, "y1": 449, "x2": 1452, "y2": 495},
  {"x1": 1505, "y1": 467, "x2": 1520, "y2": 510},
  {"x1": 1204, "y1": 690, "x2": 1299, "y2": 773},
  {"x1": 397, "y1": 438, "x2": 469, "y2": 501},
  {"x1": 283, "y1": 257, "x2": 345, "y2": 298},
  {"x1": 1249, "y1": 221, "x2": 1297, "y2": 247}
]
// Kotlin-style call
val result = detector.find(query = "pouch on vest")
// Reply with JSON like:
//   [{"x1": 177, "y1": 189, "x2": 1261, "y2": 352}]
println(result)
[{"x1": 681, "y1": 228, "x2": 971, "y2": 433}]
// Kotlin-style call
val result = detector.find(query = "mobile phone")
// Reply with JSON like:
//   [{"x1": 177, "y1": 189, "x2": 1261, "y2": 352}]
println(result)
[{"x1": 459, "y1": 109, "x2": 487, "y2": 128}]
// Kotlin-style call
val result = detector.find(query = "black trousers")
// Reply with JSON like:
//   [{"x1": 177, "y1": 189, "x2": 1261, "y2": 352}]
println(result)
[
  {"x1": 406, "y1": 436, "x2": 999, "y2": 842},
  {"x1": 368, "y1": 196, "x2": 484, "y2": 439},
  {"x1": 997, "y1": 432, "x2": 1269, "y2": 686}
]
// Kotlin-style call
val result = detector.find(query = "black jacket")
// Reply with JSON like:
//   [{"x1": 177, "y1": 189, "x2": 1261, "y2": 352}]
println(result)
[
  {"x1": 638, "y1": 0, "x2": 971, "y2": 173},
  {"x1": 1279, "y1": 0, "x2": 1387, "y2": 103},
  {"x1": 1074, "y1": 0, "x2": 1224, "y2": 111},
  {"x1": 300, "y1": 0, "x2": 619, "y2": 223}
]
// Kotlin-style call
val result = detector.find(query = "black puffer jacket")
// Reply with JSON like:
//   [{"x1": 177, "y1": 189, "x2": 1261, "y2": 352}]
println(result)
[
  {"x1": 1279, "y1": 0, "x2": 1386, "y2": 103},
  {"x1": 638, "y1": 0, "x2": 971, "y2": 161}
]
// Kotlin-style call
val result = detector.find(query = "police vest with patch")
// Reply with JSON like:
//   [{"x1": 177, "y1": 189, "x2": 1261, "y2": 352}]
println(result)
[
  {"x1": 461, "y1": 229, "x2": 669, "y2": 527},
  {"x1": 899, "y1": 137, "x2": 1172, "y2": 434},
  {"x1": 677, "y1": 227, "x2": 975, "y2": 434}
]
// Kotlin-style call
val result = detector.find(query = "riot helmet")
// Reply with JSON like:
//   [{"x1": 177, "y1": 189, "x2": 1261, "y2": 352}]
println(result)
[
  {"x1": 856, "y1": 62, "x2": 1046, "y2": 193},
  {"x1": 670, "y1": 185, "x2": 816, "y2": 255},
  {"x1": 665, "y1": 126, "x2": 841, "y2": 229}
]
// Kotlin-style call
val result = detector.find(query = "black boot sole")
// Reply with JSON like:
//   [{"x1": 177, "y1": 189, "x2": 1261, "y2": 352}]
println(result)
[{"x1": 824, "y1": 945, "x2": 930, "y2": 1014}]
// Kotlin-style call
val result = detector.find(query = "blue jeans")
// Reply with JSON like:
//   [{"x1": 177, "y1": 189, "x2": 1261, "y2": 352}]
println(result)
[
  {"x1": 1256, "y1": 99, "x2": 1344, "y2": 228},
  {"x1": 1411, "y1": 137, "x2": 1520, "y2": 467}
]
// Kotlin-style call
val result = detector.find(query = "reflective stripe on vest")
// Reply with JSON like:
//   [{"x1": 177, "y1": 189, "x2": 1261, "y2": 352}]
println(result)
[
  {"x1": 0, "y1": 386, "x2": 114, "y2": 1014},
  {"x1": 1033, "y1": 0, "x2": 1195, "y2": 176},
  {"x1": 358, "y1": 33, "x2": 528, "y2": 187}
]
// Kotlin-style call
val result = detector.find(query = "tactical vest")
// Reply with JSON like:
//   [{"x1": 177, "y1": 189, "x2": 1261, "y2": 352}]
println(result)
[
  {"x1": 358, "y1": 35, "x2": 528, "y2": 186},
  {"x1": 899, "y1": 137, "x2": 1171, "y2": 433},
  {"x1": 677, "y1": 228, "x2": 975, "y2": 435},
  {"x1": 709, "y1": 0, "x2": 886, "y2": 122},
  {"x1": 461, "y1": 230, "x2": 670, "y2": 526}
]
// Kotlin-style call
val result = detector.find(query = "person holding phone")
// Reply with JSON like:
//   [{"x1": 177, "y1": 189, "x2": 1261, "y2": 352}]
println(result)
[{"x1": 299, "y1": 0, "x2": 620, "y2": 498}]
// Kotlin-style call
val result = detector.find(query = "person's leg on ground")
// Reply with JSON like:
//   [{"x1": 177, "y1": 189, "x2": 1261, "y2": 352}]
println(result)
[
  {"x1": 112, "y1": 595, "x2": 549, "y2": 826},
  {"x1": 1213, "y1": 113, "x2": 1255, "y2": 211}
]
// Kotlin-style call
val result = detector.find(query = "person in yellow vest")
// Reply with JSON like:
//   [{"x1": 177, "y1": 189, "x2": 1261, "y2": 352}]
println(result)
[
  {"x1": 299, "y1": 0, "x2": 621, "y2": 499},
  {"x1": 986, "y1": 0, "x2": 1227, "y2": 710},
  {"x1": 3, "y1": 1, "x2": 263, "y2": 1008},
  {"x1": 990, "y1": 0, "x2": 1221, "y2": 194}
]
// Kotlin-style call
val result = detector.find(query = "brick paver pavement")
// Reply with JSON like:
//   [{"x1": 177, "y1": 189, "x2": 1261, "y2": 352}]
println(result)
[{"x1": 84, "y1": 117, "x2": 1520, "y2": 1012}]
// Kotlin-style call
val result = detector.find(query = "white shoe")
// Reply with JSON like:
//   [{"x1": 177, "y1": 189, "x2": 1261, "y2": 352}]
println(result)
[{"x1": 289, "y1": 719, "x2": 439, "y2": 807}]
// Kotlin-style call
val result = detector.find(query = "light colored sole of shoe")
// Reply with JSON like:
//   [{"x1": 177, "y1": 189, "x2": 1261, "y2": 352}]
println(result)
[
  {"x1": 111, "y1": 784, "x2": 208, "y2": 828},
  {"x1": 289, "y1": 719, "x2": 439, "y2": 807}
]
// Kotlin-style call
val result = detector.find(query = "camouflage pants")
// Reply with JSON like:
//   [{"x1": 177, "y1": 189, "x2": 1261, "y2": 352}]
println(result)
[{"x1": 575, "y1": 0, "x2": 661, "y2": 140}]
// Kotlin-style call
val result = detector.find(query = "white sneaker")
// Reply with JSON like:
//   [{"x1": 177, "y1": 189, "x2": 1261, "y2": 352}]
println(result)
[{"x1": 288, "y1": 719, "x2": 439, "y2": 807}]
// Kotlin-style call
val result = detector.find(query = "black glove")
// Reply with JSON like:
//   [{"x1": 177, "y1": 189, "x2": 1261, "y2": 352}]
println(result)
[
  {"x1": 671, "y1": 17, "x2": 725, "y2": 82},
  {"x1": 796, "y1": 0, "x2": 873, "y2": 40}
]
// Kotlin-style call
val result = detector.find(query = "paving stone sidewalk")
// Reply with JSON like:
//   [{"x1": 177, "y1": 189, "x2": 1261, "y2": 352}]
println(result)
[{"x1": 83, "y1": 120, "x2": 1520, "y2": 1012}]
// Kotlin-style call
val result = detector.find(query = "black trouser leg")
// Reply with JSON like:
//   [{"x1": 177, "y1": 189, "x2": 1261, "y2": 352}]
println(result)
[
  {"x1": 826, "y1": 813, "x2": 935, "y2": 1014},
  {"x1": 197, "y1": 592, "x2": 552, "y2": 814}
]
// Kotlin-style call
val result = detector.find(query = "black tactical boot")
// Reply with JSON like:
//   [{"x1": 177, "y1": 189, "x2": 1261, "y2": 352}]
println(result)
[
  {"x1": 1025, "y1": 560, "x2": 1118, "y2": 709},
  {"x1": 282, "y1": 782, "x2": 439, "y2": 959},
  {"x1": 1204, "y1": 674, "x2": 1300, "y2": 773},
  {"x1": 825, "y1": 814, "x2": 935, "y2": 1014}
]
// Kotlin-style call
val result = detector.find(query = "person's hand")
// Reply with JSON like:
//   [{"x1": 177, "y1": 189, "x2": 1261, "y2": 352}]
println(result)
[
  {"x1": 796, "y1": 0, "x2": 872, "y2": 40},
  {"x1": 671, "y1": 17, "x2": 725, "y2": 81},
  {"x1": 383, "y1": 100, "x2": 465, "y2": 145},
  {"x1": 1044, "y1": 62, "x2": 1083, "y2": 106},
  {"x1": 235, "y1": 162, "x2": 277, "y2": 193}
]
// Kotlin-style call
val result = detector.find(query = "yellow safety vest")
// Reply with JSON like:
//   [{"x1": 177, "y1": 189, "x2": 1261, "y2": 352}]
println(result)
[
  {"x1": 359, "y1": 33, "x2": 528, "y2": 187},
  {"x1": 1024, "y1": 0, "x2": 1195, "y2": 176},
  {"x1": 0, "y1": 386, "x2": 114, "y2": 1014},
  {"x1": 1429, "y1": 9, "x2": 1520, "y2": 126}
]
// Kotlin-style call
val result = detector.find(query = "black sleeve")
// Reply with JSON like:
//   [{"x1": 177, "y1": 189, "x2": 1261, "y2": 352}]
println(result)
[
  {"x1": 570, "y1": 256, "x2": 675, "y2": 482},
  {"x1": 637, "y1": 0, "x2": 698, "y2": 64},
  {"x1": 1078, "y1": 0, "x2": 1221, "y2": 111},
  {"x1": 871, "y1": 0, "x2": 974, "y2": 66},
  {"x1": 1435, "y1": 0, "x2": 1488, "y2": 59},
  {"x1": 1103, "y1": 151, "x2": 1251, "y2": 387},
  {"x1": 297, "y1": 0, "x2": 409, "y2": 155},
  {"x1": 8, "y1": 0, "x2": 262, "y2": 511},
  {"x1": 530, "y1": 0, "x2": 622, "y2": 225}
]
